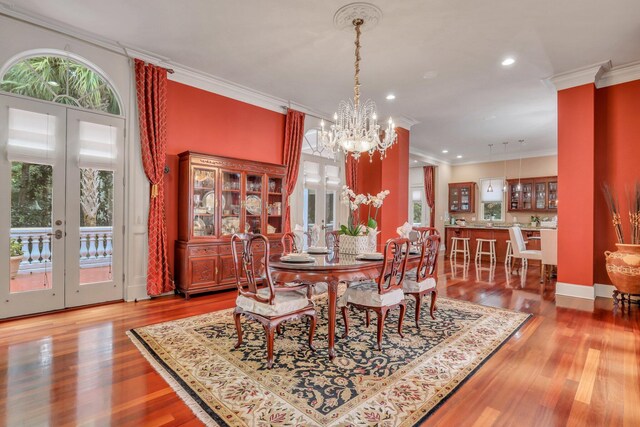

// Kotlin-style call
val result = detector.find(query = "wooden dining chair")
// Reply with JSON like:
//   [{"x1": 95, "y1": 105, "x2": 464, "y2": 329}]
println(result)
[
  {"x1": 340, "y1": 237, "x2": 410, "y2": 350},
  {"x1": 412, "y1": 226, "x2": 440, "y2": 242},
  {"x1": 403, "y1": 234, "x2": 440, "y2": 327},
  {"x1": 325, "y1": 229, "x2": 340, "y2": 252},
  {"x1": 281, "y1": 231, "x2": 300, "y2": 254},
  {"x1": 231, "y1": 233, "x2": 317, "y2": 368}
]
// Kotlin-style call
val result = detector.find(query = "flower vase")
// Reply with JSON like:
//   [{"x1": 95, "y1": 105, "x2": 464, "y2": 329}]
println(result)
[
  {"x1": 605, "y1": 244, "x2": 640, "y2": 295},
  {"x1": 367, "y1": 227, "x2": 379, "y2": 252},
  {"x1": 339, "y1": 235, "x2": 369, "y2": 255}
]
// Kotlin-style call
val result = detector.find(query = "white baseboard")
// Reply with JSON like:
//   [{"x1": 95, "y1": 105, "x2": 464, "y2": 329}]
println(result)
[
  {"x1": 125, "y1": 283, "x2": 151, "y2": 302},
  {"x1": 594, "y1": 283, "x2": 616, "y2": 298},
  {"x1": 555, "y1": 282, "x2": 595, "y2": 300}
]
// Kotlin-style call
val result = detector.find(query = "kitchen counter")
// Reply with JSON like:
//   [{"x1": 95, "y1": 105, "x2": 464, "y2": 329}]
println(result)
[{"x1": 444, "y1": 224, "x2": 556, "y2": 232}]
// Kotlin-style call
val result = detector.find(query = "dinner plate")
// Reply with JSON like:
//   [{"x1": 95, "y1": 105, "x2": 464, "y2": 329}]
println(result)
[
  {"x1": 356, "y1": 253, "x2": 384, "y2": 260},
  {"x1": 280, "y1": 255, "x2": 315, "y2": 263},
  {"x1": 246, "y1": 195, "x2": 262, "y2": 215},
  {"x1": 307, "y1": 247, "x2": 329, "y2": 254},
  {"x1": 202, "y1": 190, "x2": 216, "y2": 213}
]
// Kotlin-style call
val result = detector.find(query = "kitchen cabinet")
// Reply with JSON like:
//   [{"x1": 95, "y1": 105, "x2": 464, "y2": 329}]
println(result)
[
  {"x1": 507, "y1": 176, "x2": 557, "y2": 212},
  {"x1": 445, "y1": 226, "x2": 542, "y2": 264},
  {"x1": 448, "y1": 182, "x2": 476, "y2": 213}
]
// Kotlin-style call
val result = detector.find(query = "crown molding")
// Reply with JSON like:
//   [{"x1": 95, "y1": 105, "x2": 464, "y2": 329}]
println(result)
[
  {"x1": 546, "y1": 60, "x2": 611, "y2": 91},
  {"x1": 409, "y1": 148, "x2": 450, "y2": 166},
  {"x1": 596, "y1": 60, "x2": 640, "y2": 88},
  {"x1": 395, "y1": 116, "x2": 420, "y2": 131},
  {"x1": 452, "y1": 148, "x2": 558, "y2": 166}
]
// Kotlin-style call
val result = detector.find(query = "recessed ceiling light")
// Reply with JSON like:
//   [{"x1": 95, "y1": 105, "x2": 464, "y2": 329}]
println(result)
[
  {"x1": 386, "y1": 94, "x2": 396, "y2": 100},
  {"x1": 442, "y1": 150, "x2": 449, "y2": 154},
  {"x1": 501, "y1": 57, "x2": 516, "y2": 66},
  {"x1": 422, "y1": 71, "x2": 438, "y2": 79},
  {"x1": 456, "y1": 155, "x2": 463, "y2": 159}
]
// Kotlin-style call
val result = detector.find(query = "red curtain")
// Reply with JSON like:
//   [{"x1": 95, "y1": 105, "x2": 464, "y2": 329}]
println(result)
[
  {"x1": 346, "y1": 156, "x2": 358, "y2": 192},
  {"x1": 135, "y1": 59, "x2": 171, "y2": 296},
  {"x1": 423, "y1": 166, "x2": 436, "y2": 227},
  {"x1": 283, "y1": 109, "x2": 305, "y2": 233}
]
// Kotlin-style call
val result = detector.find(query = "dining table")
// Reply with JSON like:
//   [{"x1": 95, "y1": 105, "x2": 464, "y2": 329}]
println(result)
[{"x1": 269, "y1": 250, "x2": 421, "y2": 360}]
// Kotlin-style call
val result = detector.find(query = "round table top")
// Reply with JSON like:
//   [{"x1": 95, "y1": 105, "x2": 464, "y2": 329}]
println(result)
[{"x1": 269, "y1": 251, "x2": 421, "y2": 272}]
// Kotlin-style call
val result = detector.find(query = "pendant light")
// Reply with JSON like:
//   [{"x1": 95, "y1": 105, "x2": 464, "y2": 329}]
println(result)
[
  {"x1": 516, "y1": 139, "x2": 524, "y2": 191},
  {"x1": 487, "y1": 144, "x2": 494, "y2": 192},
  {"x1": 502, "y1": 141, "x2": 508, "y2": 192}
]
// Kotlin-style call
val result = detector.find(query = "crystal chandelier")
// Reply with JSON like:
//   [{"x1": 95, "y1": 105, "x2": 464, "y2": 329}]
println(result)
[{"x1": 320, "y1": 17, "x2": 397, "y2": 161}]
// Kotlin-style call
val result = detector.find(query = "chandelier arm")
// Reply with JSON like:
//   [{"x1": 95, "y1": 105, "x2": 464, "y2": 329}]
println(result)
[{"x1": 353, "y1": 18, "x2": 363, "y2": 109}]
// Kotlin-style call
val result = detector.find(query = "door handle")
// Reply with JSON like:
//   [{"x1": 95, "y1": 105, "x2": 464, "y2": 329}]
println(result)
[{"x1": 47, "y1": 230, "x2": 63, "y2": 239}]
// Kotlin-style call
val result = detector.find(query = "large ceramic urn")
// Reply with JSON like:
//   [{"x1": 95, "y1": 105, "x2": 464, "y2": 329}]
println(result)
[{"x1": 605, "y1": 244, "x2": 640, "y2": 294}]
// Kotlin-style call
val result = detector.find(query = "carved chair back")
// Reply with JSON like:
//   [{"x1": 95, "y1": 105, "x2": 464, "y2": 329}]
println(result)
[
  {"x1": 377, "y1": 237, "x2": 410, "y2": 295},
  {"x1": 281, "y1": 232, "x2": 300, "y2": 254},
  {"x1": 414, "y1": 234, "x2": 440, "y2": 283},
  {"x1": 231, "y1": 233, "x2": 275, "y2": 305},
  {"x1": 412, "y1": 226, "x2": 440, "y2": 245},
  {"x1": 325, "y1": 230, "x2": 340, "y2": 252}
]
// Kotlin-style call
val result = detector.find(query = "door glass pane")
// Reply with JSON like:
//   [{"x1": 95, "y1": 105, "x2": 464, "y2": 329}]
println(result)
[
  {"x1": 245, "y1": 174, "x2": 262, "y2": 234},
  {"x1": 325, "y1": 191, "x2": 336, "y2": 231},
  {"x1": 548, "y1": 182, "x2": 558, "y2": 209},
  {"x1": 10, "y1": 161, "x2": 53, "y2": 293},
  {"x1": 303, "y1": 188, "x2": 316, "y2": 230},
  {"x1": 78, "y1": 168, "x2": 114, "y2": 285},
  {"x1": 412, "y1": 201, "x2": 423, "y2": 226},
  {"x1": 535, "y1": 183, "x2": 546, "y2": 210},
  {"x1": 221, "y1": 171, "x2": 241, "y2": 236},
  {"x1": 267, "y1": 177, "x2": 283, "y2": 234},
  {"x1": 522, "y1": 183, "x2": 533, "y2": 209},
  {"x1": 193, "y1": 168, "x2": 216, "y2": 237}
]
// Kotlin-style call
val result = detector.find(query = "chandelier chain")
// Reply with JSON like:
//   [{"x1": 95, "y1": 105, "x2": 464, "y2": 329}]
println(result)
[{"x1": 353, "y1": 18, "x2": 363, "y2": 108}]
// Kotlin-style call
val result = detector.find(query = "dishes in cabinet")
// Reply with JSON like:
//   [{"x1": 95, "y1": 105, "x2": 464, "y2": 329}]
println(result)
[
  {"x1": 246, "y1": 195, "x2": 262, "y2": 215},
  {"x1": 202, "y1": 191, "x2": 216, "y2": 214},
  {"x1": 221, "y1": 217, "x2": 240, "y2": 235}
]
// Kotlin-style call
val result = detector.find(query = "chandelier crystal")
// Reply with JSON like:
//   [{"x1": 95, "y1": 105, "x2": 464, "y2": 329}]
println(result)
[{"x1": 320, "y1": 18, "x2": 397, "y2": 161}]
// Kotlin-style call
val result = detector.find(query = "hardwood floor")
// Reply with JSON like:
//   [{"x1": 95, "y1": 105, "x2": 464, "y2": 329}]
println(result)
[{"x1": 1, "y1": 260, "x2": 639, "y2": 426}]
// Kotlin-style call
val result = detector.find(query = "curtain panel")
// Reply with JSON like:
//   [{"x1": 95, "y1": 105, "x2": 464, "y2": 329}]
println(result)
[
  {"x1": 283, "y1": 109, "x2": 306, "y2": 233},
  {"x1": 134, "y1": 59, "x2": 171, "y2": 296},
  {"x1": 346, "y1": 156, "x2": 358, "y2": 192},
  {"x1": 423, "y1": 166, "x2": 436, "y2": 228}
]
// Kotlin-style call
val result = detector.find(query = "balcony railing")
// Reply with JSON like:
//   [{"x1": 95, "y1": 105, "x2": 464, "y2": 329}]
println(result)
[{"x1": 10, "y1": 227, "x2": 113, "y2": 273}]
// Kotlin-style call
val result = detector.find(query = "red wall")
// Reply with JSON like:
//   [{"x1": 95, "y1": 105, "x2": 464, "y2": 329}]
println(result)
[
  {"x1": 557, "y1": 84, "x2": 596, "y2": 287},
  {"x1": 164, "y1": 81, "x2": 285, "y2": 274},
  {"x1": 357, "y1": 127, "x2": 410, "y2": 247},
  {"x1": 557, "y1": 79, "x2": 640, "y2": 287},
  {"x1": 593, "y1": 80, "x2": 640, "y2": 284}
]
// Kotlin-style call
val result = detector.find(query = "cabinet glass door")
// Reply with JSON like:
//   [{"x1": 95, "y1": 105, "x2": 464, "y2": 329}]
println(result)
[
  {"x1": 522, "y1": 183, "x2": 533, "y2": 210},
  {"x1": 245, "y1": 174, "x2": 263, "y2": 234},
  {"x1": 510, "y1": 183, "x2": 521, "y2": 210},
  {"x1": 450, "y1": 187, "x2": 460, "y2": 211},
  {"x1": 192, "y1": 167, "x2": 216, "y2": 237},
  {"x1": 460, "y1": 186, "x2": 470, "y2": 211},
  {"x1": 534, "y1": 182, "x2": 546, "y2": 210},
  {"x1": 221, "y1": 171, "x2": 241, "y2": 236},
  {"x1": 548, "y1": 181, "x2": 558, "y2": 209},
  {"x1": 266, "y1": 176, "x2": 284, "y2": 234}
]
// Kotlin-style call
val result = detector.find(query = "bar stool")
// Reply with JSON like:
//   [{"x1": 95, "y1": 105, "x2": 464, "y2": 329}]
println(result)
[
  {"x1": 475, "y1": 238, "x2": 497, "y2": 264},
  {"x1": 450, "y1": 237, "x2": 470, "y2": 262},
  {"x1": 505, "y1": 240, "x2": 513, "y2": 267}
]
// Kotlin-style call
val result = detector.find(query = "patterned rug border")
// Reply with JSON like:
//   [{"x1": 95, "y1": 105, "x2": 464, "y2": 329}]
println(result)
[
  {"x1": 127, "y1": 298, "x2": 532, "y2": 427},
  {"x1": 414, "y1": 310, "x2": 531, "y2": 425}
]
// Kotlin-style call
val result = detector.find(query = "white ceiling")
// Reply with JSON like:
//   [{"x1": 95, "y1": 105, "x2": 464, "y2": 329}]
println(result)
[{"x1": 6, "y1": 0, "x2": 640, "y2": 163}]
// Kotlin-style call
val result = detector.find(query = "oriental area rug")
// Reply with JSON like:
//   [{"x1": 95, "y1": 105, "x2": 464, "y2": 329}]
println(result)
[{"x1": 128, "y1": 296, "x2": 530, "y2": 426}]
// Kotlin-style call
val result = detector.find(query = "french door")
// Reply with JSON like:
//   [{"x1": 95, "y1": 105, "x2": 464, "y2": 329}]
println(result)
[
  {"x1": 300, "y1": 154, "x2": 340, "y2": 247},
  {"x1": 0, "y1": 95, "x2": 124, "y2": 319}
]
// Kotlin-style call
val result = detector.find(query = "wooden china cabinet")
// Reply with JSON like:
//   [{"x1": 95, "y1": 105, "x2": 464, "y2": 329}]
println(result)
[
  {"x1": 174, "y1": 152, "x2": 287, "y2": 298},
  {"x1": 507, "y1": 176, "x2": 558, "y2": 212}
]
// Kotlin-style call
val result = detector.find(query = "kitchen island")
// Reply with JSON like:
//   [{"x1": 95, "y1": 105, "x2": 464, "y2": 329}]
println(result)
[{"x1": 444, "y1": 224, "x2": 556, "y2": 263}]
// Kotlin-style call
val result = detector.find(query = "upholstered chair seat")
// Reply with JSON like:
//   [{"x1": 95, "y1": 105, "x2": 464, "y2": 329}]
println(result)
[
  {"x1": 339, "y1": 281, "x2": 405, "y2": 307},
  {"x1": 236, "y1": 287, "x2": 312, "y2": 317}
]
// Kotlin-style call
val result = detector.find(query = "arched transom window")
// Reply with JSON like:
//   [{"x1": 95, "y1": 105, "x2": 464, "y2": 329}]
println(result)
[{"x1": 1, "y1": 55, "x2": 121, "y2": 115}]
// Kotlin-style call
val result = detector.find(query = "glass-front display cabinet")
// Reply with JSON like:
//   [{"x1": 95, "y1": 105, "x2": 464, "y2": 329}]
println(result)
[
  {"x1": 507, "y1": 176, "x2": 558, "y2": 212},
  {"x1": 175, "y1": 152, "x2": 287, "y2": 298},
  {"x1": 448, "y1": 182, "x2": 476, "y2": 213}
]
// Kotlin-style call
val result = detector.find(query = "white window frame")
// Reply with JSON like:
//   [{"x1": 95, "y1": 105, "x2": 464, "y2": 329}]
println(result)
[{"x1": 479, "y1": 177, "x2": 505, "y2": 222}]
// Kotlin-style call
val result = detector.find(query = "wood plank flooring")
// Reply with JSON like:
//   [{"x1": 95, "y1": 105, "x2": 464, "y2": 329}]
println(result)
[{"x1": 1, "y1": 260, "x2": 639, "y2": 426}]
